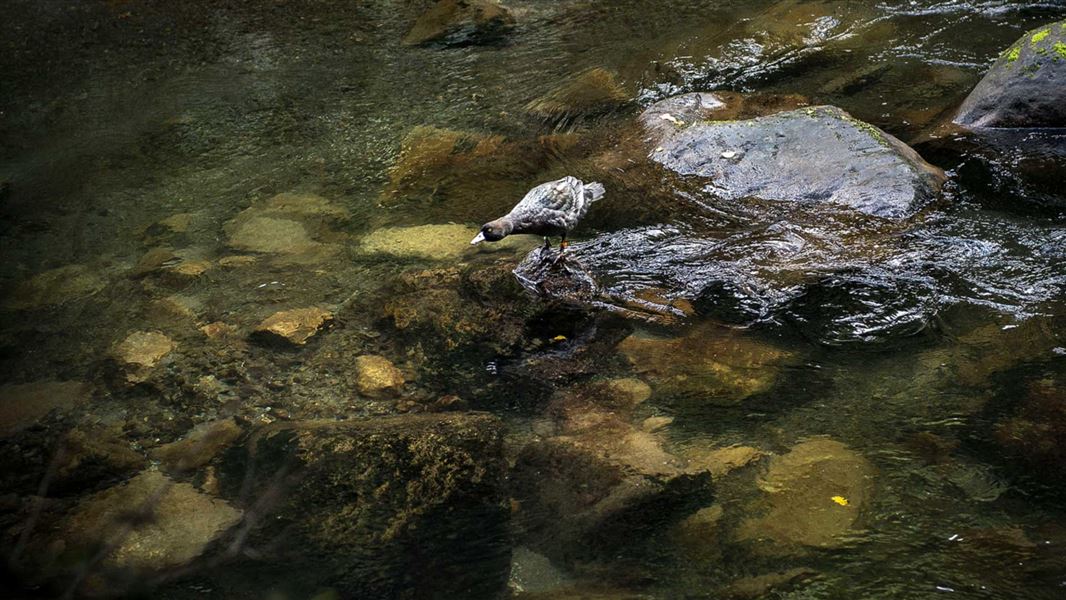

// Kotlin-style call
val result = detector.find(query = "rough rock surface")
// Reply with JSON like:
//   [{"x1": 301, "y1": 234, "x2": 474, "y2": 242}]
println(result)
[
  {"x1": 242, "y1": 413, "x2": 510, "y2": 600},
  {"x1": 738, "y1": 438, "x2": 875, "y2": 550},
  {"x1": 253, "y1": 307, "x2": 334, "y2": 346},
  {"x1": 648, "y1": 101, "x2": 945, "y2": 218},
  {"x1": 0, "y1": 380, "x2": 90, "y2": 437},
  {"x1": 359, "y1": 223, "x2": 531, "y2": 260},
  {"x1": 403, "y1": 0, "x2": 515, "y2": 47},
  {"x1": 954, "y1": 20, "x2": 1066, "y2": 128}
]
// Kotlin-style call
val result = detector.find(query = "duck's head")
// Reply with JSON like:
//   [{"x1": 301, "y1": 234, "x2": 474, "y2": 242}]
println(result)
[{"x1": 470, "y1": 219, "x2": 511, "y2": 244}]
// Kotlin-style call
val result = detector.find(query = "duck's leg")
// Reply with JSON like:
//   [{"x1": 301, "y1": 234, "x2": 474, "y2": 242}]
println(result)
[
  {"x1": 552, "y1": 233, "x2": 570, "y2": 265},
  {"x1": 542, "y1": 236, "x2": 552, "y2": 250}
]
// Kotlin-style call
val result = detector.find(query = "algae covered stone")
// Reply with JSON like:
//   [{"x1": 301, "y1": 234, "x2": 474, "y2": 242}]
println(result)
[
  {"x1": 359, "y1": 223, "x2": 529, "y2": 260},
  {"x1": 954, "y1": 19, "x2": 1066, "y2": 128},
  {"x1": 151, "y1": 418, "x2": 243, "y2": 472}
]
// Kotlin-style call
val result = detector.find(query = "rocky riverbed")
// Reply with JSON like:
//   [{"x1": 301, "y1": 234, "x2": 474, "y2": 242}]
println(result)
[{"x1": 2, "y1": 1, "x2": 1065, "y2": 599}]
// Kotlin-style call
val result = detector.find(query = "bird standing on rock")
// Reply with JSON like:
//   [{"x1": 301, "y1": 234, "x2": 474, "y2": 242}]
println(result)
[{"x1": 470, "y1": 176, "x2": 605, "y2": 251}]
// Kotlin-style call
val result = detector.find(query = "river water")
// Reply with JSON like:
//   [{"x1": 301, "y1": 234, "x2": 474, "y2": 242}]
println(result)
[{"x1": 2, "y1": 1, "x2": 1066, "y2": 599}]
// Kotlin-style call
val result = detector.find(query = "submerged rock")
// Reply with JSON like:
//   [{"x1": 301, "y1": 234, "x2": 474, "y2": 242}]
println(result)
[
  {"x1": 994, "y1": 377, "x2": 1066, "y2": 480},
  {"x1": 36, "y1": 470, "x2": 241, "y2": 591},
  {"x1": 738, "y1": 438, "x2": 875, "y2": 551},
  {"x1": 253, "y1": 307, "x2": 334, "y2": 346},
  {"x1": 0, "y1": 380, "x2": 90, "y2": 437},
  {"x1": 403, "y1": 0, "x2": 515, "y2": 47},
  {"x1": 3, "y1": 264, "x2": 105, "y2": 310},
  {"x1": 954, "y1": 20, "x2": 1066, "y2": 128},
  {"x1": 512, "y1": 429, "x2": 712, "y2": 566},
  {"x1": 525, "y1": 68, "x2": 629, "y2": 122},
  {"x1": 243, "y1": 413, "x2": 510, "y2": 599},
  {"x1": 353, "y1": 354, "x2": 405, "y2": 397},
  {"x1": 151, "y1": 418, "x2": 242, "y2": 472},
  {"x1": 359, "y1": 223, "x2": 530, "y2": 260},
  {"x1": 223, "y1": 192, "x2": 347, "y2": 261},
  {"x1": 616, "y1": 324, "x2": 791, "y2": 403},
  {"x1": 112, "y1": 331, "x2": 176, "y2": 384},
  {"x1": 55, "y1": 425, "x2": 145, "y2": 491}
]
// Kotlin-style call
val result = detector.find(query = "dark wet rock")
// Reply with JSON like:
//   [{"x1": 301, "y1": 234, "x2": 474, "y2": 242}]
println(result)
[
  {"x1": 353, "y1": 354, "x2": 405, "y2": 397},
  {"x1": 512, "y1": 429, "x2": 713, "y2": 566},
  {"x1": 252, "y1": 307, "x2": 334, "y2": 346},
  {"x1": 525, "y1": 68, "x2": 629, "y2": 122},
  {"x1": 241, "y1": 413, "x2": 510, "y2": 600},
  {"x1": 3, "y1": 264, "x2": 105, "y2": 311},
  {"x1": 647, "y1": 101, "x2": 945, "y2": 218},
  {"x1": 112, "y1": 331, "x2": 176, "y2": 384},
  {"x1": 54, "y1": 425, "x2": 145, "y2": 492},
  {"x1": 151, "y1": 418, "x2": 242, "y2": 472},
  {"x1": 402, "y1": 0, "x2": 515, "y2": 47},
  {"x1": 27, "y1": 470, "x2": 242, "y2": 594},
  {"x1": 737, "y1": 438, "x2": 875, "y2": 551},
  {"x1": 954, "y1": 20, "x2": 1066, "y2": 128},
  {"x1": 616, "y1": 324, "x2": 792, "y2": 403},
  {"x1": 0, "y1": 381, "x2": 90, "y2": 438},
  {"x1": 132, "y1": 246, "x2": 212, "y2": 284},
  {"x1": 994, "y1": 377, "x2": 1066, "y2": 480}
]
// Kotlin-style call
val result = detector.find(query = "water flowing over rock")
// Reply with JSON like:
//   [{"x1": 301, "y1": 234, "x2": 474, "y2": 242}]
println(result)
[
  {"x1": 353, "y1": 354, "x2": 405, "y2": 397},
  {"x1": 525, "y1": 68, "x2": 629, "y2": 122},
  {"x1": 3, "y1": 265, "x2": 105, "y2": 310},
  {"x1": 954, "y1": 20, "x2": 1066, "y2": 128}
]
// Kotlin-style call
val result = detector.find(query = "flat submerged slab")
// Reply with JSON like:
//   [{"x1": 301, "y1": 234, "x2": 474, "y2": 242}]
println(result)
[{"x1": 649, "y1": 104, "x2": 945, "y2": 219}]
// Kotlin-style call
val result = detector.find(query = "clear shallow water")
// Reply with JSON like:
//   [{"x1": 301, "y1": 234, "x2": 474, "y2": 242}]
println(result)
[{"x1": 1, "y1": 1, "x2": 1066, "y2": 599}]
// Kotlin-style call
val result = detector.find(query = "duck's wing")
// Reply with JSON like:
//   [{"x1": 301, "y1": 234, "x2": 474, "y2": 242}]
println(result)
[{"x1": 510, "y1": 177, "x2": 582, "y2": 229}]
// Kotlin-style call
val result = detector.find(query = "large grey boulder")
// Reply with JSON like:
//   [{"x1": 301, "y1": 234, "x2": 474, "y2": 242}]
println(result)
[
  {"x1": 645, "y1": 95, "x2": 945, "y2": 218},
  {"x1": 954, "y1": 20, "x2": 1066, "y2": 128}
]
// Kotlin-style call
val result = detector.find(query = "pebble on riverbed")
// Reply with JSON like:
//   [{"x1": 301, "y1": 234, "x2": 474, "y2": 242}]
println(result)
[
  {"x1": 151, "y1": 418, "x2": 243, "y2": 472},
  {"x1": 0, "y1": 380, "x2": 90, "y2": 438},
  {"x1": 3, "y1": 264, "x2": 105, "y2": 311}
]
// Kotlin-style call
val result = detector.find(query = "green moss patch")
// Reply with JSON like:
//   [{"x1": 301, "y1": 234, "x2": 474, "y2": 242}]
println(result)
[
  {"x1": 1054, "y1": 41, "x2": 1066, "y2": 61},
  {"x1": 1031, "y1": 29, "x2": 1051, "y2": 45},
  {"x1": 1006, "y1": 46, "x2": 1021, "y2": 63}
]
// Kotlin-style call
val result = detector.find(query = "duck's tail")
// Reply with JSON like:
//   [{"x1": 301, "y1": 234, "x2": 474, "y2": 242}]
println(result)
[{"x1": 584, "y1": 181, "x2": 606, "y2": 203}]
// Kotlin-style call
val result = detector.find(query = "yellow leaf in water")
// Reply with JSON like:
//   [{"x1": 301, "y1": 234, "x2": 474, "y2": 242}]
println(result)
[
  {"x1": 831, "y1": 495, "x2": 849, "y2": 506},
  {"x1": 551, "y1": 335, "x2": 567, "y2": 342}
]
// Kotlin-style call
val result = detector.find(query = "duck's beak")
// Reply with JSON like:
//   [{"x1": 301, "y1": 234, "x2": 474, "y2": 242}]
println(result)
[{"x1": 470, "y1": 231, "x2": 486, "y2": 245}]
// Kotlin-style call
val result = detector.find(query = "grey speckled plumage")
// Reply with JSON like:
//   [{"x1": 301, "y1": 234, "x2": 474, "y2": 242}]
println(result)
[{"x1": 470, "y1": 176, "x2": 605, "y2": 245}]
